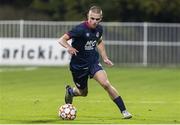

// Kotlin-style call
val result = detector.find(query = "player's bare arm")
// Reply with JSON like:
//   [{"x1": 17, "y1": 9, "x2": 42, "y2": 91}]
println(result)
[
  {"x1": 97, "y1": 40, "x2": 114, "y2": 66},
  {"x1": 58, "y1": 34, "x2": 79, "y2": 55}
]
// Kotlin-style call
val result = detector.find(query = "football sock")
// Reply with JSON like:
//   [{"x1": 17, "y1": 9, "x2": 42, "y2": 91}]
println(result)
[
  {"x1": 113, "y1": 96, "x2": 126, "y2": 112},
  {"x1": 68, "y1": 87, "x2": 75, "y2": 96}
]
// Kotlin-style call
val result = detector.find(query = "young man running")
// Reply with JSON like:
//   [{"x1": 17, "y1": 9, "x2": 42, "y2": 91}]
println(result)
[{"x1": 58, "y1": 6, "x2": 132, "y2": 119}]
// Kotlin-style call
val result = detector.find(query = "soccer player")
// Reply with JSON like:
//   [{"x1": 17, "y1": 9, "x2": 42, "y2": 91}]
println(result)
[{"x1": 58, "y1": 6, "x2": 132, "y2": 119}]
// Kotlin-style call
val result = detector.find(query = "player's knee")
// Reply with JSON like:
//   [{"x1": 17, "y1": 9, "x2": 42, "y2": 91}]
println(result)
[
  {"x1": 101, "y1": 80, "x2": 111, "y2": 90},
  {"x1": 103, "y1": 84, "x2": 111, "y2": 90},
  {"x1": 81, "y1": 91, "x2": 88, "y2": 96},
  {"x1": 79, "y1": 90, "x2": 88, "y2": 96}
]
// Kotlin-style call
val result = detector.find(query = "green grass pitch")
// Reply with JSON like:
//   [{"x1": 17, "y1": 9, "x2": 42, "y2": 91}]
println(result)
[{"x1": 0, "y1": 66, "x2": 180, "y2": 124}]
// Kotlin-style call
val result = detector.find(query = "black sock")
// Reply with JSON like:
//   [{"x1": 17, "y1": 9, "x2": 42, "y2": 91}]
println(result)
[
  {"x1": 68, "y1": 87, "x2": 75, "y2": 96},
  {"x1": 113, "y1": 96, "x2": 126, "y2": 112}
]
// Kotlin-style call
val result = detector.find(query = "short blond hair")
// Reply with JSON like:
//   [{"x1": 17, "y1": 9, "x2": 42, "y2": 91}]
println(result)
[{"x1": 89, "y1": 6, "x2": 102, "y2": 15}]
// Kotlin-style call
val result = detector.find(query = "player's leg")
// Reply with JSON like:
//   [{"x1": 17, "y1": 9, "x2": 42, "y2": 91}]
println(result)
[
  {"x1": 93, "y1": 70, "x2": 118, "y2": 99},
  {"x1": 72, "y1": 86, "x2": 88, "y2": 96},
  {"x1": 71, "y1": 71, "x2": 89, "y2": 96},
  {"x1": 65, "y1": 85, "x2": 74, "y2": 104},
  {"x1": 93, "y1": 70, "x2": 132, "y2": 119},
  {"x1": 65, "y1": 71, "x2": 88, "y2": 104}
]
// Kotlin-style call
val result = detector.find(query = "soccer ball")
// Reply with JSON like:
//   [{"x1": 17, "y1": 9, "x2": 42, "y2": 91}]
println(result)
[{"x1": 58, "y1": 104, "x2": 77, "y2": 120}]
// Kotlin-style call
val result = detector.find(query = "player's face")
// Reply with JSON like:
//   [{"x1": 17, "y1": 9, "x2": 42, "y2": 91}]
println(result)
[{"x1": 87, "y1": 11, "x2": 102, "y2": 29}]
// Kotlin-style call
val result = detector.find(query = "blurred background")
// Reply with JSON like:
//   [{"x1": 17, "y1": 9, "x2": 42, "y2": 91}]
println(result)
[
  {"x1": 0, "y1": 0, "x2": 180, "y2": 67},
  {"x1": 0, "y1": 0, "x2": 180, "y2": 22}
]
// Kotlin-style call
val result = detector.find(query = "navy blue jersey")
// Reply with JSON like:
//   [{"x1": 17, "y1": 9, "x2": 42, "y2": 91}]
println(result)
[{"x1": 67, "y1": 21, "x2": 103, "y2": 71}]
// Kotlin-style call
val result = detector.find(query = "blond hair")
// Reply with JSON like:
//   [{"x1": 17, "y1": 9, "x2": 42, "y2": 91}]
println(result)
[{"x1": 89, "y1": 6, "x2": 103, "y2": 15}]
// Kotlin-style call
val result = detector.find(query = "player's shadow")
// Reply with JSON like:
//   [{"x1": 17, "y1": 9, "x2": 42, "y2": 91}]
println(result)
[
  {"x1": 1, "y1": 118, "x2": 59, "y2": 124},
  {"x1": 21, "y1": 119, "x2": 59, "y2": 124}
]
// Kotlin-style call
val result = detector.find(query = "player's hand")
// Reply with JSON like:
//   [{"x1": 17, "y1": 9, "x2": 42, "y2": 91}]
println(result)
[
  {"x1": 103, "y1": 58, "x2": 114, "y2": 66},
  {"x1": 67, "y1": 46, "x2": 79, "y2": 56}
]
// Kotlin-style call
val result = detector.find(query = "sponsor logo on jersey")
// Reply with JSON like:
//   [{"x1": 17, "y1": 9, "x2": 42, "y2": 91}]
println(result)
[{"x1": 84, "y1": 40, "x2": 97, "y2": 50}]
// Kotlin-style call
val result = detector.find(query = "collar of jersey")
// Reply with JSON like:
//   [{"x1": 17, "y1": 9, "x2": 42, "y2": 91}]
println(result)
[{"x1": 84, "y1": 21, "x2": 96, "y2": 29}]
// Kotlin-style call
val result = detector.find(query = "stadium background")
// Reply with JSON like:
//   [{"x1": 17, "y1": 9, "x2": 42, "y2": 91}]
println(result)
[
  {"x1": 0, "y1": 0, "x2": 180, "y2": 124},
  {"x1": 0, "y1": 21, "x2": 180, "y2": 66}
]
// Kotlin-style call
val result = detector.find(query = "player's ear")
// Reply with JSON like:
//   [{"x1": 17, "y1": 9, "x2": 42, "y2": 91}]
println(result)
[{"x1": 100, "y1": 14, "x2": 103, "y2": 20}]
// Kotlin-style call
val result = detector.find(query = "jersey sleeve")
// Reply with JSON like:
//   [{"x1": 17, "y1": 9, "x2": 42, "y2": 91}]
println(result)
[
  {"x1": 67, "y1": 26, "x2": 83, "y2": 39},
  {"x1": 97, "y1": 25, "x2": 103, "y2": 44}
]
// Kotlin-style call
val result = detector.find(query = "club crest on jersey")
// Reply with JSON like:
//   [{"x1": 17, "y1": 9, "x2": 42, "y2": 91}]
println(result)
[
  {"x1": 86, "y1": 33, "x2": 90, "y2": 37},
  {"x1": 96, "y1": 32, "x2": 100, "y2": 38}
]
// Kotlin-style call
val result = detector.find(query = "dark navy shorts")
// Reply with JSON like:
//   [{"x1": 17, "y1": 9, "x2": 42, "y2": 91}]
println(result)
[{"x1": 70, "y1": 62, "x2": 103, "y2": 89}]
